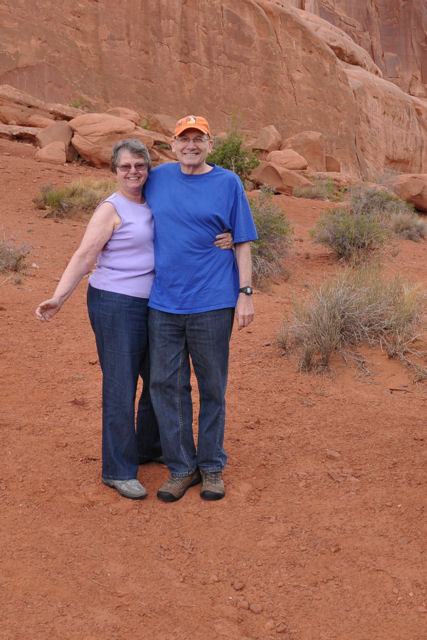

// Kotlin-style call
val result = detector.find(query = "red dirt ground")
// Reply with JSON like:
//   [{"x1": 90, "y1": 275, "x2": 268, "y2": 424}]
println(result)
[{"x1": 1, "y1": 138, "x2": 426, "y2": 640}]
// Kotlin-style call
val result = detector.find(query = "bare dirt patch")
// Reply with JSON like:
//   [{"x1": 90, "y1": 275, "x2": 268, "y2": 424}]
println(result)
[{"x1": 1, "y1": 138, "x2": 426, "y2": 639}]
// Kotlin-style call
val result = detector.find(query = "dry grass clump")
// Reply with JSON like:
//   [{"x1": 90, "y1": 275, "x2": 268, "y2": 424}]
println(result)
[
  {"x1": 350, "y1": 186, "x2": 426, "y2": 242},
  {"x1": 280, "y1": 266, "x2": 426, "y2": 377},
  {"x1": 293, "y1": 178, "x2": 345, "y2": 201},
  {"x1": 33, "y1": 177, "x2": 116, "y2": 219},
  {"x1": 0, "y1": 233, "x2": 30, "y2": 276},
  {"x1": 249, "y1": 186, "x2": 294, "y2": 287},
  {"x1": 310, "y1": 207, "x2": 389, "y2": 260},
  {"x1": 389, "y1": 211, "x2": 426, "y2": 242}
]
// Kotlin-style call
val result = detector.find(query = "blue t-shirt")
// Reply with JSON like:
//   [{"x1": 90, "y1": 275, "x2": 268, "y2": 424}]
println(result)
[{"x1": 145, "y1": 163, "x2": 258, "y2": 314}]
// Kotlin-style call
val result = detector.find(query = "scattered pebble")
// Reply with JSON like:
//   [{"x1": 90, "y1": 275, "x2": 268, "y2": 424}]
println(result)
[
  {"x1": 326, "y1": 449, "x2": 341, "y2": 459},
  {"x1": 249, "y1": 603, "x2": 262, "y2": 614},
  {"x1": 233, "y1": 581, "x2": 245, "y2": 591}
]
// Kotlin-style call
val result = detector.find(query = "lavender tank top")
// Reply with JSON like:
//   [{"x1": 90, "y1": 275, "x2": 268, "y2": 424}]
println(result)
[{"x1": 89, "y1": 192, "x2": 155, "y2": 299}]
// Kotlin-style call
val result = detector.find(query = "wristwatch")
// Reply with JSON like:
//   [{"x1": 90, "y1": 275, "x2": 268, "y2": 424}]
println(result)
[{"x1": 239, "y1": 286, "x2": 253, "y2": 295}]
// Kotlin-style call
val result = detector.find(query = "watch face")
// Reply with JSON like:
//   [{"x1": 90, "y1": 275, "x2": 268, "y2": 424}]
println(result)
[{"x1": 240, "y1": 286, "x2": 253, "y2": 295}]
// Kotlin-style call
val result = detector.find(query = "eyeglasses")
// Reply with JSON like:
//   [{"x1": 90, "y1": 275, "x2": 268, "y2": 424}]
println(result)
[
  {"x1": 175, "y1": 136, "x2": 210, "y2": 145},
  {"x1": 117, "y1": 163, "x2": 147, "y2": 172}
]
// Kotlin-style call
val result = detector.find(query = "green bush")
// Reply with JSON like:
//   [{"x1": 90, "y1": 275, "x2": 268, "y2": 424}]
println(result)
[
  {"x1": 249, "y1": 186, "x2": 294, "y2": 287},
  {"x1": 207, "y1": 129, "x2": 259, "y2": 183},
  {"x1": 280, "y1": 266, "x2": 426, "y2": 375},
  {"x1": 310, "y1": 207, "x2": 389, "y2": 260},
  {"x1": 33, "y1": 178, "x2": 116, "y2": 219},
  {"x1": 293, "y1": 178, "x2": 345, "y2": 201}
]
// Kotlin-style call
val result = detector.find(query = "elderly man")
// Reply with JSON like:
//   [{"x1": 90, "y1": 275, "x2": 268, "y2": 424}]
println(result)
[{"x1": 145, "y1": 115, "x2": 257, "y2": 502}]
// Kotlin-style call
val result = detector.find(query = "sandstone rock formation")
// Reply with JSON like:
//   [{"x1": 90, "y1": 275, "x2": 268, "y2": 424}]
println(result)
[
  {"x1": 0, "y1": 1, "x2": 425, "y2": 180},
  {"x1": 286, "y1": 0, "x2": 427, "y2": 98},
  {"x1": 250, "y1": 160, "x2": 313, "y2": 194},
  {"x1": 69, "y1": 114, "x2": 155, "y2": 168},
  {"x1": 266, "y1": 149, "x2": 308, "y2": 170},
  {"x1": 390, "y1": 174, "x2": 427, "y2": 213}
]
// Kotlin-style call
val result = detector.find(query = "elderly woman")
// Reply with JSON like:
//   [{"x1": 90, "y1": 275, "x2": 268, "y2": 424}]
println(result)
[{"x1": 36, "y1": 139, "x2": 232, "y2": 500}]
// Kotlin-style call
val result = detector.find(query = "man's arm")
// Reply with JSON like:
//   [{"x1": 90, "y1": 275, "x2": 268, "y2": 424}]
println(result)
[{"x1": 234, "y1": 242, "x2": 254, "y2": 330}]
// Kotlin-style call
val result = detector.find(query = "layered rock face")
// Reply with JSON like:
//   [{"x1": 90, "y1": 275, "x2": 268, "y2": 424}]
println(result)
[
  {"x1": 0, "y1": 0, "x2": 425, "y2": 179},
  {"x1": 285, "y1": 0, "x2": 426, "y2": 98}
]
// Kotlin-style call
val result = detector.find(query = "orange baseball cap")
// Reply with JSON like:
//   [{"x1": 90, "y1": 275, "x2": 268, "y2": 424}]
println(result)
[{"x1": 174, "y1": 115, "x2": 211, "y2": 137}]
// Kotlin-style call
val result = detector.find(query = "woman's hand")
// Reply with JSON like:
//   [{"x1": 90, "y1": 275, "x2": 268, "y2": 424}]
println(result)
[
  {"x1": 36, "y1": 298, "x2": 63, "y2": 322},
  {"x1": 214, "y1": 231, "x2": 234, "y2": 250}
]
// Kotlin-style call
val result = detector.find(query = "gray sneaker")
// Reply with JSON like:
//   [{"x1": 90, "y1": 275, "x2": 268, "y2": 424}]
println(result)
[
  {"x1": 102, "y1": 478, "x2": 147, "y2": 500},
  {"x1": 200, "y1": 471, "x2": 225, "y2": 501},
  {"x1": 157, "y1": 470, "x2": 201, "y2": 502}
]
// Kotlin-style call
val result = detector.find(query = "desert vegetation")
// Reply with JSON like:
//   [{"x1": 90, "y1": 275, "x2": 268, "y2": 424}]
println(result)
[
  {"x1": 0, "y1": 232, "x2": 30, "y2": 282},
  {"x1": 279, "y1": 265, "x2": 426, "y2": 379},
  {"x1": 33, "y1": 177, "x2": 116, "y2": 219},
  {"x1": 293, "y1": 178, "x2": 346, "y2": 201},
  {"x1": 207, "y1": 128, "x2": 259, "y2": 184},
  {"x1": 249, "y1": 186, "x2": 294, "y2": 287},
  {"x1": 310, "y1": 186, "x2": 425, "y2": 260}
]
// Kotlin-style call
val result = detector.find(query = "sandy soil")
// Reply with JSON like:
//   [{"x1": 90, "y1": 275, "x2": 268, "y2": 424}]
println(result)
[{"x1": 0, "y1": 138, "x2": 426, "y2": 640}]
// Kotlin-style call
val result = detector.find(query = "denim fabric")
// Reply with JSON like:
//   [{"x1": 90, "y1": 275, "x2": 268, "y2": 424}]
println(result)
[
  {"x1": 87, "y1": 285, "x2": 161, "y2": 480},
  {"x1": 148, "y1": 308, "x2": 234, "y2": 477}
]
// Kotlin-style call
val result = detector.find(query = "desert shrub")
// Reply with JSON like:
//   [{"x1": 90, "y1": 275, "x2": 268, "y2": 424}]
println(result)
[
  {"x1": 280, "y1": 266, "x2": 426, "y2": 374},
  {"x1": 249, "y1": 186, "x2": 294, "y2": 287},
  {"x1": 310, "y1": 207, "x2": 389, "y2": 260},
  {"x1": 0, "y1": 233, "x2": 30, "y2": 274},
  {"x1": 350, "y1": 186, "x2": 426, "y2": 242},
  {"x1": 33, "y1": 177, "x2": 116, "y2": 219},
  {"x1": 293, "y1": 178, "x2": 345, "y2": 201},
  {"x1": 69, "y1": 97, "x2": 89, "y2": 110},
  {"x1": 389, "y1": 211, "x2": 426, "y2": 242},
  {"x1": 207, "y1": 129, "x2": 259, "y2": 183},
  {"x1": 350, "y1": 186, "x2": 411, "y2": 218}
]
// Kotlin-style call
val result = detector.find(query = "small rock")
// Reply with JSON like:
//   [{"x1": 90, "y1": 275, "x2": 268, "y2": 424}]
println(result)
[
  {"x1": 276, "y1": 622, "x2": 287, "y2": 633},
  {"x1": 249, "y1": 603, "x2": 263, "y2": 614},
  {"x1": 326, "y1": 449, "x2": 341, "y2": 459},
  {"x1": 328, "y1": 470, "x2": 342, "y2": 483},
  {"x1": 238, "y1": 600, "x2": 249, "y2": 610},
  {"x1": 233, "y1": 581, "x2": 245, "y2": 591}
]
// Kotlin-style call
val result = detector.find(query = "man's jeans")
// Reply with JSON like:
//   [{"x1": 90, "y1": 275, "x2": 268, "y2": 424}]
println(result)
[
  {"x1": 148, "y1": 307, "x2": 234, "y2": 477},
  {"x1": 87, "y1": 285, "x2": 161, "y2": 480}
]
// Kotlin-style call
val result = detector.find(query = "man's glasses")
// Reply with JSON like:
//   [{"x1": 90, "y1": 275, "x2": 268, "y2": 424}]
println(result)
[
  {"x1": 117, "y1": 163, "x2": 147, "y2": 172},
  {"x1": 175, "y1": 136, "x2": 210, "y2": 145}
]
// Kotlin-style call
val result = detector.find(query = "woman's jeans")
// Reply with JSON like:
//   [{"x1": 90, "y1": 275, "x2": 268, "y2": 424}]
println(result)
[
  {"x1": 87, "y1": 285, "x2": 161, "y2": 480},
  {"x1": 148, "y1": 307, "x2": 234, "y2": 477}
]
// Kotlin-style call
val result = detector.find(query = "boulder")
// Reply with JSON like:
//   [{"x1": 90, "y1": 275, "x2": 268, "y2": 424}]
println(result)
[
  {"x1": 0, "y1": 105, "x2": 53, "y2": 127},
  {"x1": 282, "y1": 131, "x2": 327, "y2": 172},
  {"x1": 252, "y1": 125, "x2": 282, "y2": 153},
  {"x1": 147, "y1": 114, "x2": 176, "y2": 137},
  {"x1": 390, "y1": 174, "x2": 427, "y2": 213},
  {"x1": 36, "y1": 120, "x2": 75, "y2": 162},
  {"x1": 0, "y1": 84, "x2": 81, "y2": 121},
  {"x1": 36, "y1": 120, "x2": 73, "y2": 148},
  {"x1": 250, "y1": 161, "x2": 313, "y2": 195},
  {"x1": 35, "y1": 141, "x2": 67, "y2": 164},
  {"x1": 266, "y1": 149, "x2": 308, "y2": 170},
  {"x1": 0, "y1": 123, "x2": 40, "y2": 143},
  {"x1": 106, "y1": 107, "x2": 141, "y2": 125},
  {"x1": 69, "y1": 113, "x2": 154, "y2": 167}
]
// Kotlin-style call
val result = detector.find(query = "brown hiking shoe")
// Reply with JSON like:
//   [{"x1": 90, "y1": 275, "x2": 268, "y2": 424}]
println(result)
[
  {"x1": 157, "y1": 470, "x2": 201, "y2": 502},
  {"x1": 200, "y1": 471, "x2": 225, "y2": 501}
]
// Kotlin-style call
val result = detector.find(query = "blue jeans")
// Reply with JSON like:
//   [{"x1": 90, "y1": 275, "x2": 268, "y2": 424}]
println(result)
[
  {"x1": 87, "y1": 285, "x2": 161, "y2": 480},
  {"x1": 148, "y1": 308, "x2": 234, "y2": 477}
]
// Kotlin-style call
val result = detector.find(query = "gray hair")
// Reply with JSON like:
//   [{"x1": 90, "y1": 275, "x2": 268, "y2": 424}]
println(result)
[{"x1": 110, "y1": 138, "x2": 152, "y2": 173}]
